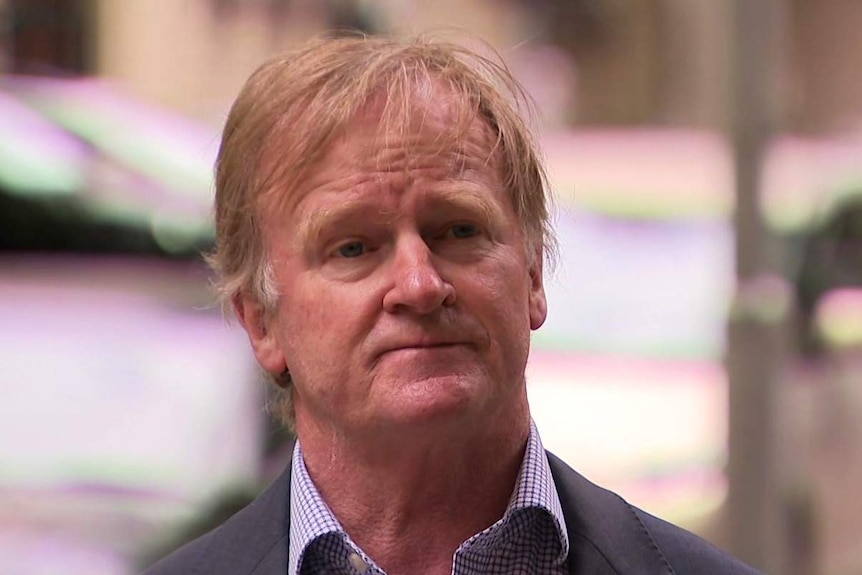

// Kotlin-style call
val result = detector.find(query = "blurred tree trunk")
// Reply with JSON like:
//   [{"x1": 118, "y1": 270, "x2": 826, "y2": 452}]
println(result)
[{"x1": 726, "y1": 0, "x2": 795, "y2": 573}]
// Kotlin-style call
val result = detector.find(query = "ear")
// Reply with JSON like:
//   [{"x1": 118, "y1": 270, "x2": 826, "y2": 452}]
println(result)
[
  {"x1": 527, "y1": 246, "x2": 547, "y2": 331},
  {"x1": 233, "y1": 293, "x2": 287, "y2": 374}
]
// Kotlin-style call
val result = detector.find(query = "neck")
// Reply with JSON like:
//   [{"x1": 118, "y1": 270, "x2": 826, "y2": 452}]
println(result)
[{"x1": 295, "y1": 397, "x2": 531, "y2": 575}]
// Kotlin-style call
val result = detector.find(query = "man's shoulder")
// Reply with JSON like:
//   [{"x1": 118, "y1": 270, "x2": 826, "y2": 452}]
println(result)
[
  {"x1": 632, "y1": 507, "x2": 762, "y2": 575},
  {"x1": 142, "y1": 524, "x2": 221, "y2": 575},
  {"x1": 140, "y1": 466, "x2": 292, "y2": 575},
  {"x1": 546, "y1": 451, "x2": 762, "y2": 574}
]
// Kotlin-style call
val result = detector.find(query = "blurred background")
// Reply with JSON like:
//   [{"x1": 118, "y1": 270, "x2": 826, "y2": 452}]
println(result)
[{"x1": 1, "y1": 1, "x2": 861, "y2": 573}]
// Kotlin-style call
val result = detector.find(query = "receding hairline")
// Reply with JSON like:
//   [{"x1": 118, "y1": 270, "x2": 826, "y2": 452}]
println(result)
[{"x1": 255, "y1": 73, "x2": 505, "y2": 217}]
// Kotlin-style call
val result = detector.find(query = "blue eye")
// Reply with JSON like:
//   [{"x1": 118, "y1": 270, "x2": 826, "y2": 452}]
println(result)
[
  {"x1": 449, "y1": 223, "x2": 479, "y2": 239},
  {"x1": 337, "y1": 241, "x2": 366, "y2": 258}
]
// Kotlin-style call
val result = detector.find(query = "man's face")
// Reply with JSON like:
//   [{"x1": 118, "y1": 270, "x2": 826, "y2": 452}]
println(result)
[{"x1": 238, "y1": 85, "x2": 547, "y2": 436}]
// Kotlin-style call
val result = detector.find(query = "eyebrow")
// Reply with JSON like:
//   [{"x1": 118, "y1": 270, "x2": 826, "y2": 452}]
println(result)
[
  {"x1": 297, "y1": 199, "x2": 381, "y2": 249},
  {"x1": 421, "y1": 184, "x2": 503, "y2": 230},
  {"x1": 297, "y1": 182, "x2": 507, "y2": 247}
]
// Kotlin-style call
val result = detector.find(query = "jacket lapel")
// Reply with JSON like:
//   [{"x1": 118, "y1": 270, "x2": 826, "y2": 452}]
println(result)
[{"x1": 198, "y1": 464, "x2": 293, "y2": 575}]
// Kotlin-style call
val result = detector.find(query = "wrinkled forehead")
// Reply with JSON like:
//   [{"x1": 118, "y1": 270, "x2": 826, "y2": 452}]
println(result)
[{"x1": 258, "y1": 77, "x2": 502, "y2": 215}]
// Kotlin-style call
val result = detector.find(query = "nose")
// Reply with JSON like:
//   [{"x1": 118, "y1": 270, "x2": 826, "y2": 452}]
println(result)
[{"x1": 382, "y1": 236, "x2": 456, "y2": 315}]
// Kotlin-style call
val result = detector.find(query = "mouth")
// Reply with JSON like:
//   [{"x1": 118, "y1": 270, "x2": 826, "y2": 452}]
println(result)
[
  {"x1": 386, "y1": 342, "x2": 463, "y2": 353},
  {"x1": 376, "y1": 341, "x2": 469, "y2": 361}
]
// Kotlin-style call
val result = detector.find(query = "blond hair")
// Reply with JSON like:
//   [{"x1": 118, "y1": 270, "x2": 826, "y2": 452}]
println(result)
[{"x1": 207, "y1": 33, "x2": 556, "y2": 425}]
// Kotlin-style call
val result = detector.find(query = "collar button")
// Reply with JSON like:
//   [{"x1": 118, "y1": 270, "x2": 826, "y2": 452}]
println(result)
[{"x1": 348, "y1": 551, "x2": 369, "y2": 573}]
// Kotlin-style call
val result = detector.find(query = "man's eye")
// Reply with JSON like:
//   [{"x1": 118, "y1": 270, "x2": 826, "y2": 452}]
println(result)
[
  {"x1": 336, "y1": 241, "x2": 366, "y2": 258},
  {"x1": 448, "y1": 223, "x2": 480, "y2": 239}
]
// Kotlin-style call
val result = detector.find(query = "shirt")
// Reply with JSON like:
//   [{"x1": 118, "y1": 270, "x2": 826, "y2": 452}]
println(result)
[{"x1": 287, "y1": 420, "x2": 570, "y2": 574}]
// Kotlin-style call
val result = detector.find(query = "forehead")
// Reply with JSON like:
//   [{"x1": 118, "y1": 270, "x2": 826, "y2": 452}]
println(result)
[
  {"x1": 342, "y1": 91, "x2": 497, "y2": 169},
  {"x1": 261, "y1": 79, "x2": 502, "y2": 213}
]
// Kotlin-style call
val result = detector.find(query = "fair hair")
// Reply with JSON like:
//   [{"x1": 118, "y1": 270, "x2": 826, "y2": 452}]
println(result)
[{"x1": 206, "y1": 33, "x2": 556, "y2": 426}]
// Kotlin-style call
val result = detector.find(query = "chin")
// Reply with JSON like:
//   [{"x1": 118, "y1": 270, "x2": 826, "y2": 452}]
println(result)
[{"x1": 373, "y1": 374, "x2": 492, "y2": 426}]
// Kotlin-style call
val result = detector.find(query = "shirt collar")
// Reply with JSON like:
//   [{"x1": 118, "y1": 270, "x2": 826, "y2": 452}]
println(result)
[
  {"x1": 288, "y1": 441, "x2": 345, "y2": 575},
  {"x1": 502, "y1": 419, "x2": 570, "y2": 564},
  {"x1": 287, "y1": 420, "x2": 570, "y2": 574}
]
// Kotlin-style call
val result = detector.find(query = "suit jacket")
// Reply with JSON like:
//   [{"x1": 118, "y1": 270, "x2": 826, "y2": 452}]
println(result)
[{"x1": 142, "y1": 452, "x2": 761, "y2": 574}]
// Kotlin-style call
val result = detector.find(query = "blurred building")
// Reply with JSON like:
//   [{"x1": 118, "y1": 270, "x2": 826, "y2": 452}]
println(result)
[{"x1": 3, "y1": 0, "x2": 862, "y2": 132}]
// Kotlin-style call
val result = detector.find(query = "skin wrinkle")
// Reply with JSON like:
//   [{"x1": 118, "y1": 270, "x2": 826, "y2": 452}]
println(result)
[{"x1": 290, "y1": 101, "x2": 507, "y2": 274}]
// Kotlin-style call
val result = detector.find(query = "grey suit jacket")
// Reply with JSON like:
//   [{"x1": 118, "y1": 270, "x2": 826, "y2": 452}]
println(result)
[{"x1": 142, "y1": 452, "x2": 762, "y2": 574}]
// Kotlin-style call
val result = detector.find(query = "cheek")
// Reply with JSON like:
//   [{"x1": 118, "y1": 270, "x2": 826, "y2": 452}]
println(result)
[
  {"x1": 483, "y1": 254, "x2": 532, "y2": 310},
  {"x1": 280, "y1": 281, "x2": 375, "y2": 368},
  {"x1": 467, "y1": 260, "x2": 533, "y2": 344}
]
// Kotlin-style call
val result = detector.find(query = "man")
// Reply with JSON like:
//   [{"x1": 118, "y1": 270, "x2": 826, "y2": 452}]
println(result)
[{"x1": 144, "y1": 35, "x2": 760, "y2": 574}]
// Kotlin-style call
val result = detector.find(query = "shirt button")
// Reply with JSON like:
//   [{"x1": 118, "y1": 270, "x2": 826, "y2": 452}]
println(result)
[{"x1": 348, "y1": 551, "x2": 369, "y2": 573}]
